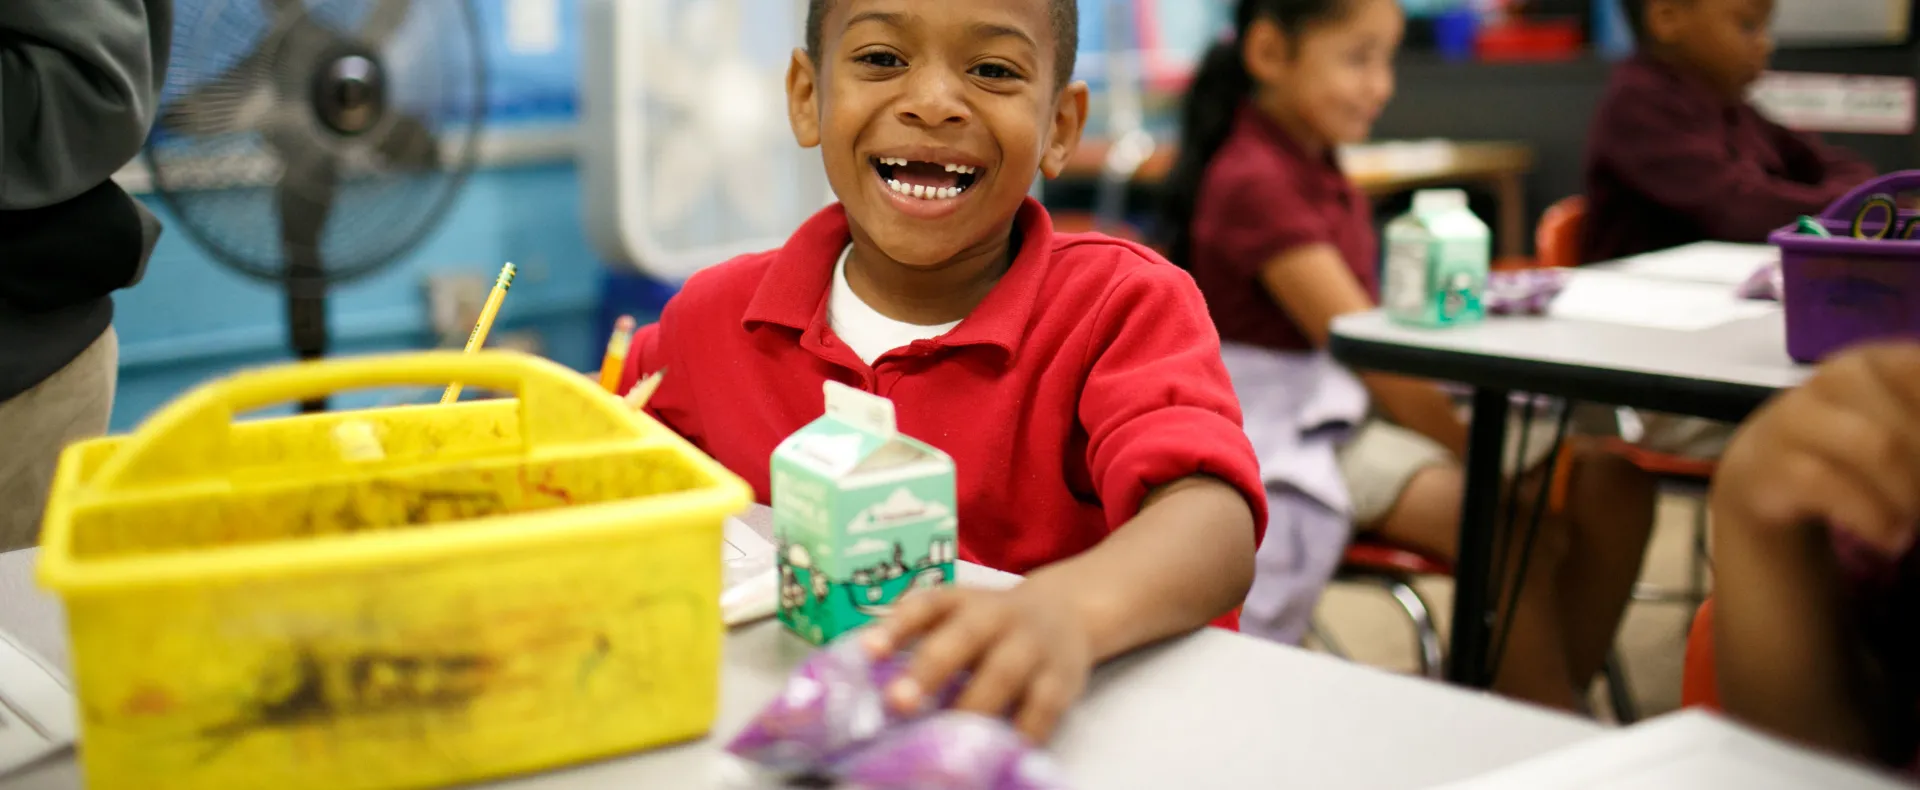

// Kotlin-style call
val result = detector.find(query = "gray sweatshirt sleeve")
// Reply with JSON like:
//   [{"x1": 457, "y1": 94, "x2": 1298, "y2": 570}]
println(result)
[{"x1": 0, "y1": 0, "x2": 172, "y2": 210}]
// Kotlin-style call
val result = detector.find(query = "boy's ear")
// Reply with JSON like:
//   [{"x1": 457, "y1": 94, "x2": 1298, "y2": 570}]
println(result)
[
  {"x1": 787, "y1": 48, "x2": 822, "y2": 149},
  {"x1": 1039, "y1": 81, "x2": 1090, "y2": 180}
]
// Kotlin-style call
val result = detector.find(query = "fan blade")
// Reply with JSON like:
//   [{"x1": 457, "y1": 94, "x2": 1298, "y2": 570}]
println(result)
[
  {"x1": 360, "y1": 0, "x2": 411, "y2": 47},
  {"x1": 374, "y1": 112, "x2": 441, "y2": 170},
  {"x1": 158, "y1": 54, "x2": 273, "y2": 137}
]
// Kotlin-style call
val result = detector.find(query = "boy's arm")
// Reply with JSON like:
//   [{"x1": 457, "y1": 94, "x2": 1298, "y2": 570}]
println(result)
[
  {"x1": 1598, "y1": 90, "x2": 1856, "y2": 242},
  {"x1": 1069, "y1": 263, "x2": 1265, "y2": 642},
  {"x1": 1766, "y1": 121, "x2": 1878, "y2": 192},
  {"x1": 1713, "y1": 517, "x2": 1890, "y2": 761},
  {"x1": 1, "y1": 0, "x2": 171, "y2": 208}
]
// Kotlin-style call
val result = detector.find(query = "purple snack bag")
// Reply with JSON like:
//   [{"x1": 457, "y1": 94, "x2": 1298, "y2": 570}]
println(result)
[
  {"x1": 1486, "y1": 268, "x2": 1573, "y2": 316},
  {"x1": 837, "y1": 713, "x2": 1072, "y2": 790},
  {"x1": 726, "y1": 633, "x2": 965, "y2": 775}
]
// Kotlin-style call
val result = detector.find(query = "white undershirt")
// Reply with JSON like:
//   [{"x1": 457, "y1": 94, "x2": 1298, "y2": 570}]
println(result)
[{"x1": 828, "y1": 246, "x2": 962, "y2": 365}]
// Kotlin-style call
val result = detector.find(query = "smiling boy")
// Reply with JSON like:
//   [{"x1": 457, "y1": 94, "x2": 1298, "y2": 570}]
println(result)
[{"x1": 616, "y1": 0, "x2": 1264, "y2": 742}]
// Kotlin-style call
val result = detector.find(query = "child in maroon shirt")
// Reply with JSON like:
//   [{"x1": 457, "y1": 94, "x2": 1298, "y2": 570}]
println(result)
[
  {"x1": 1581, "y1": 0, "x2": 1876, "y2": 263},
  {"x1": 1160, "y1": 0, "x2": 1660, "y2": 712},
  {"x1": 616, "y1": 0, "x2": 1266, "y2": 743},
  {"x1": 1710, "y1": 342, "x2": 1920, "y2": 773}
]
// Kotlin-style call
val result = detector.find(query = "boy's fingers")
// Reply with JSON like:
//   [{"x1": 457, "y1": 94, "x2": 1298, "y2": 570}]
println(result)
[
  {"x1": 951, "y1": 632, "x2": 1042, "y2": 716},
  {"x1": 1778, "y1": 393, "x2": 1920, "y2": 527},
  {"x1": 1013, "y1": 670, "x2": 1078, "y2": 745},
  {"x1": 894, "y1": 598, "x2": 1004, "y2": 712},
  {"x1": 869, "y1": 588, "x2": 959, "y2": 655},
  {"x1": 1747, "y1": 449, "x2": 1906, "y2": 554}
]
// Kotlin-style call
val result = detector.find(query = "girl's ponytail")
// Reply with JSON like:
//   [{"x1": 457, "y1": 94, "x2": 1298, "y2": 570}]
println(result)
[
  {"x1": 1157, "y1": 39, "x2": 1256, "y2": 269},
  {"x1": 1155, "y1": 0, "x2": 1351, "y2": 269}
]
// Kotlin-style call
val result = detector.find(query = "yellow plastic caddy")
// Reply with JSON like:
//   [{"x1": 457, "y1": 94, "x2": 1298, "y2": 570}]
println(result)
[{"x1": 35, "y1": 351, "x2": 751, "y2": 789}]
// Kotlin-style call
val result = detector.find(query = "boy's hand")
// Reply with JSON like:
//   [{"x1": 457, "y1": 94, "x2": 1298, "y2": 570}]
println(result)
[
  {"x1": 1711, "y1": 343, "x2": 1920, "y2": 554},
  {"x1": 862, "y1": 585, "x2": 1093, "y2": 744}
]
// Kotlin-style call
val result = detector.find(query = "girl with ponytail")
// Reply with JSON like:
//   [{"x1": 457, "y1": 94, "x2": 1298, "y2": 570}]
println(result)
[{"x1": 1163, "y1": 0, "x2": 1659, "y2": 715}]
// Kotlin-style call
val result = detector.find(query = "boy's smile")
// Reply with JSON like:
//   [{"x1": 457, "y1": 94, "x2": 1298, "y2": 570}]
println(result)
[
  {"x1": 788, "y1": 0, "x2": 1086, "y2": 300},
  {"x1": 869, "y1": 149, "x2": 987, "y2": 221}
]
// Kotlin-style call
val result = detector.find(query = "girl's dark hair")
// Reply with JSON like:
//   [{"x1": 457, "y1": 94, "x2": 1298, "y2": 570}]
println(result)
[{"x1": 1157, "y1": 0, "x2": 1351, "y2": 268}]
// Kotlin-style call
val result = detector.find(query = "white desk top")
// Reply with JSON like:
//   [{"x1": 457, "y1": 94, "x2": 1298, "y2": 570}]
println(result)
[
  {"x1": 0, "y1": 544, "x2": 1602, "y2": 790},
  {"x1": 1331, "y1": 252, "x2": 1811, "y2": 422}
]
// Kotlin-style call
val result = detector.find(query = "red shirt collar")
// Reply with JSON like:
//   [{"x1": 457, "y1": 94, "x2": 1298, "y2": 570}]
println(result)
[
  {"x1": 1625, "y1": 52, "x2": 1740, "y2": 111},
  {"x1": 741, "y1": 197, "x2": 1057, "y2": 369}
]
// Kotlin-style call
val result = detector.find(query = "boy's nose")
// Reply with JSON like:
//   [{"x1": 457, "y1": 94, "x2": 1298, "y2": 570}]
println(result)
[{"x1": 897, "y1": 70, "x2": 970, "y2": 127}]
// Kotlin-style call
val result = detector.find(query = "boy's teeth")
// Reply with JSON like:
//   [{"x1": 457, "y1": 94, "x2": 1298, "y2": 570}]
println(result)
[{"x1": 885, "y1": 179, "x2": 966, "y2": 201}]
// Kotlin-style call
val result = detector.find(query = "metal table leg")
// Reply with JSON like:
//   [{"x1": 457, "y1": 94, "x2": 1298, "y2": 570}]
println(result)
[{"x1": 1449, "y1": 388, "x2": 1512, "y2": 687}]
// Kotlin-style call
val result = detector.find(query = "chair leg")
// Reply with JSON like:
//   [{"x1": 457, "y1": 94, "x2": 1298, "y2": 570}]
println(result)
[
  {"x1": 1310, "y1": 618, "x2": 1349, "y2": 660},
  {"x1": 1381, "y1": 578, "x2": 1446, "y2": 681},
  {"x1": 1604, "y1": 652, "x2": 1639, "y2": 724}
]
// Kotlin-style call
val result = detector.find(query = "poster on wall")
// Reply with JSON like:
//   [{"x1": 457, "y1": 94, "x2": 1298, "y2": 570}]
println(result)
[
  {"x1": 1772, "y1": 0, "x2": 1911, "y2": 47},
  {"x1": 1750, "y1": 72, "x2": 1917, "y2": 135}
]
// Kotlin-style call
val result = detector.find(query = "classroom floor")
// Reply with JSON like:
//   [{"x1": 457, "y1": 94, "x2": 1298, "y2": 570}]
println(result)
[{"x1": 1311, "y1": 493, "x2": 1709, "y2": 723}]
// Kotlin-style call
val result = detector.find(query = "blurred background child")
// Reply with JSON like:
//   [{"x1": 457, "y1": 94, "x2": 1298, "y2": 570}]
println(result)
[{"x1": 1159, "y1": 0, "x2": 1660, "y2": 712}]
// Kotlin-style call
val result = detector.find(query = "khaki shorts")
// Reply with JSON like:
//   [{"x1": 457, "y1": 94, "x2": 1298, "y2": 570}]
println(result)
[
  {"x1": 1337, "y1": 412, "x2": 1565, "y2": 529},
  {"x1": 0, "y1": 327, "x2": 117, "y2": 552}
]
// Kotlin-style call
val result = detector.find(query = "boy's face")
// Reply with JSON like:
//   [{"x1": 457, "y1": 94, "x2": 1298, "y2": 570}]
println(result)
[
  {"x1": 1648, "y1": 0, "x2": 1775, "y2": 99},
  {"x1": 787, "y1": 0, "x2": 1088, "y2": 268}
]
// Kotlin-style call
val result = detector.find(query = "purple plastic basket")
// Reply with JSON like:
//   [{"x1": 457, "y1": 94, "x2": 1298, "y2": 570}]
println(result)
[{"x1": 1768, "y1": 171, "x2": 1920, "y2": 364}]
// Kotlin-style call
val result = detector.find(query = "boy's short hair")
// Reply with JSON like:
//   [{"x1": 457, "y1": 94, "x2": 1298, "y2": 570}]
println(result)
[{"x1": 804, "y1": 0, "x2": 1080, "y2": 88}]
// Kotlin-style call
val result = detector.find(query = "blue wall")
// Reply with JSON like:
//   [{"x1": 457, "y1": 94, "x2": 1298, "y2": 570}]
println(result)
[{"x1": 114, "y1": 161, "x2": 608, "y2": 432}]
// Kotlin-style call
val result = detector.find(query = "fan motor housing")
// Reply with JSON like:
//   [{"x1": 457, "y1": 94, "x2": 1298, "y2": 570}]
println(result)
[{"x1": 312, "y1": 46, "x2": 387, "y2": 136}]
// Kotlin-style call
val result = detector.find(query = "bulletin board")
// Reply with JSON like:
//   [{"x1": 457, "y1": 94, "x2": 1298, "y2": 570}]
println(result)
[{"x1": 1774, "y1": 0, "x2": 1912, "y2": 47}]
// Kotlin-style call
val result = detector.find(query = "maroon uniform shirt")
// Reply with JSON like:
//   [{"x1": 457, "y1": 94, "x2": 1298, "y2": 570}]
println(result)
[
  {"x1": 618, "y1": 200, "x2": 1267, "y2": 628},
  {"x1": 1581, "y1": 55, "x2": 1877, "y2": 263},
  {"x1": 1188, "y1": 104, "x2": 1381, "y2": 352}
]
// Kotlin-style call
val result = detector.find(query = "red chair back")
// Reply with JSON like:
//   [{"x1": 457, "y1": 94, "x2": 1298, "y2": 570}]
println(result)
[
  {"x1": 1535, "y1": 196, "x2": 1589, "y2": 270},
  {"x1": 1681, "y1": 598, "x2": 1722, "y2": 710}
]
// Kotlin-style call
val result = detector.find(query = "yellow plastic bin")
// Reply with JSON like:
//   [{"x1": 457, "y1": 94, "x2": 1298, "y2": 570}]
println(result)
[{"x1": 36, "y1": 351, "x2": 752, "y2": 790}]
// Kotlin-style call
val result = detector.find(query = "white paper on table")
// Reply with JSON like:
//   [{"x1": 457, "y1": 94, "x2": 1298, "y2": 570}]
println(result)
[
  {"x1": 1548, "y1": 270, "x2": 1777, "y2": 331},
  {"x1": 1606, "y1": 242, "x2": 1780, "y2": 286},
  {"x1": 0, "y1": 629, "x2": 75, "y2": 779},
  {"x1": 1429, "y1": 710, "x2": 1909, "y2": 790},
  {"x1": 722, "y1": 514, "x2": 779, "y2": 626}
]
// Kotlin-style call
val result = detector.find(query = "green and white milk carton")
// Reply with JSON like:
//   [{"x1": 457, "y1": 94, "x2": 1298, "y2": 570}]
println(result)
[
  {"x1": 1382, "y1": 188, "x2": 1490, "y2": 327},
  {"x1": 771, "y1": 380, "x2": 958, "y2": 645}
]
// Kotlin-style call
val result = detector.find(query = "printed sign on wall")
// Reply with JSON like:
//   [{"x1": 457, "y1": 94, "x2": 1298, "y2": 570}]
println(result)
[{"x1": 1750, "y1": 72, "x2": 1917, "y2": 135}]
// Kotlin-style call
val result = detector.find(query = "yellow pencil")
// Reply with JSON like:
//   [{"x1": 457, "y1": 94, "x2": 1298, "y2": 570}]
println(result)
[
  {"x1": 441, "y1": 262, "x2": 517, "y2": 404},
  {"x1": 599, "y1": 315, "x2": 637, "y2": 393},
  {"x1": 625, "y1": 368, "x2": 666, "y2": 411}
]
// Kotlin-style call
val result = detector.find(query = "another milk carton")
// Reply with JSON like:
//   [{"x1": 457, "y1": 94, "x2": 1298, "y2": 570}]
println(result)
[
  {"x1": 1383, "y1": 189, "x2": 1491, "y2": 327},
  {"x1": 771, "y1": 381, "x2": 958, "y2": 645}
]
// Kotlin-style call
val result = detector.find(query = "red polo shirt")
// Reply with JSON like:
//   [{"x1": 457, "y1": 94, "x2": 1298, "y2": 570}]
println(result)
[
  {"x1": 619, "y1": 199, "x2": 1266, "y2": 610},
  {"x1": 1581, "y1": 55, "x2": 1877, "y2": 263},
  {"x1": 1188, "y1": 104, "x2": 1380, "y2": 352}
]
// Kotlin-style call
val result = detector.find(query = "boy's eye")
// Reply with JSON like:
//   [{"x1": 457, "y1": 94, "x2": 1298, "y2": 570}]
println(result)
[
  {"x1": 856, "y1": 51, "x2": 906, "y2": 69},
  {"x1": 970, "y1": 62, "x2": 1021, "y2": 80}
]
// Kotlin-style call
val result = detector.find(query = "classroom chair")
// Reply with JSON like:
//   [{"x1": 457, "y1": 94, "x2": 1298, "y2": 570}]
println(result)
[
  {"x1": 1680, "y1": 598, "x2": 1721, "y2": 710},
  {"x1": 1316, "y1": 534, "x2": 1641, "y2": 722},
  {"x1": 1535, "y1": 196, "x2": 1717, "y2": 608}
]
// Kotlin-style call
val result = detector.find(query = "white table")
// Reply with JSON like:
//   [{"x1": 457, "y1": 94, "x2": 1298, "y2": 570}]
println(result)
[
  {"x1": 1, "y1": 542, "x2": 1602, "y2": 790},
  {"x1": 1329, "y1": 253, "x2": 1810, "y2": 690}
]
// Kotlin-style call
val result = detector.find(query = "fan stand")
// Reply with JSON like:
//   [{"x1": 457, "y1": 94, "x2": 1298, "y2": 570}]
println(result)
[{"x1": 278, "y1": 158, "x2": 339, "y2": 414}]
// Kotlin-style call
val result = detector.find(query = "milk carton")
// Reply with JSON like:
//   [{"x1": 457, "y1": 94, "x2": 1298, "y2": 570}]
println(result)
[
  {"x1": 1383, "y1": 189, "x2": 1491, "y2": 327},
  {"x1": 771, "y1": 381, "x2": 958, "y2": 645}
]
